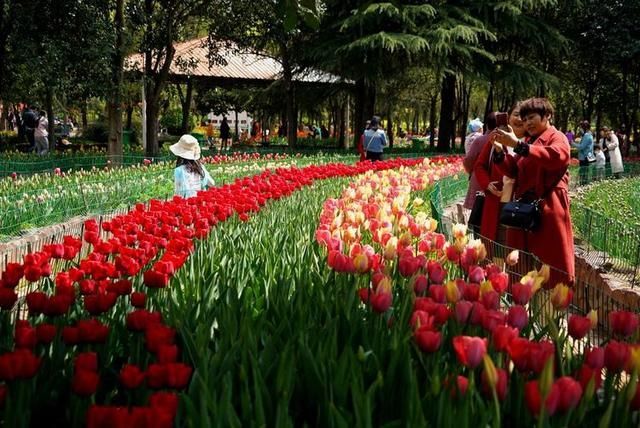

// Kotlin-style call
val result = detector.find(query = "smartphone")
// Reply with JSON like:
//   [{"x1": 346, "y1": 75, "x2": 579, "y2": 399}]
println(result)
[{"x1": 496, "y1": 112, "x2": 509, "y2": 128}]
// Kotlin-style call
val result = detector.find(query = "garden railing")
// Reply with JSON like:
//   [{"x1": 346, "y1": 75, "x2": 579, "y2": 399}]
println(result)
[{"x1": 427, "y1": 172, "x2": 638, "y2": 344}]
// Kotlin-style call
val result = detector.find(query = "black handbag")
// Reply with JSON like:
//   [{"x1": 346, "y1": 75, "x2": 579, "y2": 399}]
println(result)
[
  {"x1": 468, "y1": 192, "x2": 485, "y2": 228},
  {"x1": 499, "y1": 171, "x2": 566, "y2": 231},
  {"x1": 500, "y1": 198, "x2": 542, "y2": 231}
]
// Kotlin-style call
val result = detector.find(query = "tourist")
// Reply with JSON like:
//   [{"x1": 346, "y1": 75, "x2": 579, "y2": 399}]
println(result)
[
  {"x1": 22, "y1": 105, "x2": 38, "y2": 151},
  {"x1": 206, "y1": 120, "x2": 215, "y2": 148},
  {"x1": 464, "y1": 113, "x2": 496, "y2": 213},
  {"x1": 357, "y1": 120, "x2": 371, "y2": 162},
  {"x1": 464, "y1": 118, "x2": 483, "y2": 154},
  {"x1": 602, "y1": 126, "x2": 624, "y2": 178},
  {"x1": 490, "y1": 97, "x2": 574, "y2": 286},
  {"x1": 594, "y1": 145, "x2": 606, "y2": 180},
  {"x1": 572, "y1": 121, "x2": 594, "y2": 185},
  {"x1": 34, "y1": 110, "x2": 49, "y2": 156},
  {"x1": 220, "y1": 116, "x2": 230, "y2": 151},
  {"x1": 170, "y1": 135, "x2": 215, "y2": 198},
  {"x1": 472, "y1": 109, "x2": 517, "y2": 245},
  {"x1": 565, "y1": 128, "x2": 575, "y2": 146},
  {"x1": 363, "y1": 116, "x2": 388, "y2": 162}
]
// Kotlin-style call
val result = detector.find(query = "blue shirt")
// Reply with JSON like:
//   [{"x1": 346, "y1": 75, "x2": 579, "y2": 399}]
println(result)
[
  {"x1": 573, "y1": 131, "x2": 593, "y2": 161},
  {"x1": 363, "y1": 128, "x2": 388, "y2": 153},
  {"x1": 174, "y1": 164, "x2": 214, "y2": 198}
]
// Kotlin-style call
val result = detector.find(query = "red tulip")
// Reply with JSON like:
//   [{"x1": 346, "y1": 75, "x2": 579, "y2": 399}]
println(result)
[
  {"x1": 0, "y1": 289, "x2": 17, "y2": 310},
  {"x1": 604, "y1": 340, "x2": 629, "y2": 373},
  {"x1": 72, "y1": 370, "x2": 99, "y2": 396},
  {"x1": 414, "y1": 328, "x2": 441, "y2": 353},
  {"x1": 165, "y1": 363, "x2": 193, "y2": 389},
  {"x1": 78, "y1": 319, "x2": 110, "y2": 344},
  {"x1": 511, "y1": 282, "x2": 534, "y2": 305},
  {"x1": 480, "y1": 290, "x2": 500, "y2": 310},
  {"x1": 609, "y1": 311, "x2": 639, "y2": 337},
  {"x1": 507, "y1": 305, "x2": 528, "y2": 330},
  {"x1": 555, "y1": 376, "x2": 583, "y2": 413},
  {"x1": 427, "y1": 261, "x2": 445, "y2": 284},
  {"x1": 525, "y1": 380, "x2": 560, "y2": 417},
  {"x1": 492, "y1": 325, "x2": 519, "y2": 352},
  {"x1": 584, "y1": 347, "x2": 604, "y2": 369},
  {"x1": 412, "y1": 274, "x2": 428, "y2": 294},
  {"x1": 428, "y1": 285, "x2": 445, "y2": 303},
  {"x1": 26, "y1": 291, "x2": 47, "y2": 314},
  {"x1": 15, "y1": 325, "x2": 37, "y2": 348},
  {"x1": 0, "y1": 349, "x2": 41, "y2": 380},
  {"x1": 452, "y1": 336, "x2": 487, "y2": 368},
  {"x1": 75, "y1": 352, "x2": 98, "y2": 372},
  {"x1": 146, "y1": 363, "x2": 168, "y2": 389},
  {"x1": 119, "y1": 364, "x2": 145, "y2": 389},
  {"x1": 454, "y1": 301, "x2": 473, "y2": 324},
  {"x1": 568, "y1": 314, "x2": 592, "y2": 340},
  {"x1": 143, "y1": 270, "x2": 169, "y2": 289},
  {"x1": 131, "y1": 292, "x2": 147, "y2": 308},
  {"x1": 488, "y1": 272, "x2": 508, "y2": 293},
  {"x1": 149, "y1": 391, "x2": 179, "y2": 417},
  {"x1": 481, "y1": 310, "x2": 506, "y2": 333},
  {"x1": 145, "y1": 325, "x2": 176, "y2": 353}
]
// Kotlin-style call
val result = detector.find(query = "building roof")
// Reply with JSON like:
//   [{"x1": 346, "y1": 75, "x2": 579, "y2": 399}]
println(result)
[{"x1": 127, "y1": 37, "x2": 343, "y2": 84}]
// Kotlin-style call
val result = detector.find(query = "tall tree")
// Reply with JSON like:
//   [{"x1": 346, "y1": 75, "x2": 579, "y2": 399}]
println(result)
[
  {"x1": 108, "y1": 0, "x2": 126, "y2": 161},
  {"x1": 207, "y1": 0, "x2": 321, "y2": 148},
  {"x1": 130, "y1": 0, "x2": 208, "y2": 157}
]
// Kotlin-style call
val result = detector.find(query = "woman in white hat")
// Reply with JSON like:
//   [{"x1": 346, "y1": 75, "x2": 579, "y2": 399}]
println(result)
[{"x1": 170, "y1": 135, "x2": 214, "y2": 198}]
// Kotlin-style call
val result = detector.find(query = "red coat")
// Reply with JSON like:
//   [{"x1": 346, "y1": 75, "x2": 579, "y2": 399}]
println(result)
[
  {"x1": 493, "y1": 126, "x2": 574, "y2": 287},
  {"x1": 357, "y1": 134, "x2": 366, "y2": 162},
  {"x1": 474, "y1": 141, "x2": 504, "y2": 241}
]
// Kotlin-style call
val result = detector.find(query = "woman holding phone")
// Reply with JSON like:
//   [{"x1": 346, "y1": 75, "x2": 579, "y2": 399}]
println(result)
[
  {"x1": 489, "y1": 98, "x2": 574, "y2": 287},
  {"x1": 474, "y1": 105, "x2": 522, "y2": 247}
]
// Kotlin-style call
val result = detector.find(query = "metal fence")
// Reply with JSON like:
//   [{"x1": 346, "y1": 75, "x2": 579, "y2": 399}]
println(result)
[{"x1": 427, "y1": 173, "x2": 638, "y2": 344}]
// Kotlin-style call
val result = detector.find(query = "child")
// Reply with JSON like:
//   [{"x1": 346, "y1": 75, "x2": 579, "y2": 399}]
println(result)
[
  {"x1": 170, "y1": 135, "x2": 215, "y2": 198},
  {"x1": 594, "y1": 145, "x2": 606, "y2": 180}
]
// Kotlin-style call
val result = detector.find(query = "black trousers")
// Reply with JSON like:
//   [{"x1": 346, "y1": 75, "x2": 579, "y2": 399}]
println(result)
[{"x1": 365, "y1": 151, "x2": 383, "y2": 162}]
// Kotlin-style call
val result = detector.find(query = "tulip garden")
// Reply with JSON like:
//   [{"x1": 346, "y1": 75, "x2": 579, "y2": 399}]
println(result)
[{"x1": 1, "y1": 154, "x2": 640, "y2": 427}]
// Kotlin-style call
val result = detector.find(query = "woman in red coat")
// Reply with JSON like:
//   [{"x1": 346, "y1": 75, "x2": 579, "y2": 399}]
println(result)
[
  {"x1": 490, "y1": 98, "x2": 574, "y2": 287},
  {"x1": 474, "y1": 106, "x2": 523, "y2": 243}
]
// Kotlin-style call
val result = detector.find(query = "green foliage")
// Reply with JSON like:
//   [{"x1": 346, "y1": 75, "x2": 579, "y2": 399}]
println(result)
[
  {"x1": 159, "y1": 109, "x2": 197, "y2": 135},
  {"x1": 80, "y1": 123, "x2": 110, "y2": 143}
]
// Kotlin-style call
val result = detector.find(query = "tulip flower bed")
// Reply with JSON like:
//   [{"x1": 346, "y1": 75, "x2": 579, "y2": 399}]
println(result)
[
  {"x1": 571, "y1": 177, "x2": 640, "y2": 268},
  {"x1": 0, "y1": 153, "x2": 357, "y2": 240},
  {"x1": 312, "y1": 165, "x2": 640, "y2": 426},
  {"x1": 0, "y1": 156, "x2": 451, "y2": 427}
]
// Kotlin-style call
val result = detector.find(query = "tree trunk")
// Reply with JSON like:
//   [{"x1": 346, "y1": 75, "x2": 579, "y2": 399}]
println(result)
[
  {"x1": 235, "y1": 110, "x2": 239, "y2": 141},
  {"x1": 353, "y1": 78, "x2": 375, "y2": 146},
  {"x1": 280, "y1": 44, "x2": 297, "y2": 148},
  {"x1": 108, "y1": 0, "x2": 125, "y2": 162},
  {"x1": 339, "y1": 101, "x2": 346, "y2": 149},
  {"x1": 81, "y1": 101, "x2": 88, "y2": 130},
  {"x1": 386, "y1": 106, "x2": 393, "y2": 148},
  {"x1": 145, "y1": 101, "x2": 159, "y2": 157},
  {"x1": 429, "y1": 94, "x2": 437, "y2": 148},
  {"x1": 437, "y1": 73, "x2": 456, "y2": 151},
  {"x1": 484, "y1": 80, "x2": 494, "y2": 122},
  {"x1": 126, "y1": 105, "x2": 133, "y2": 129},
  {"x1": 621, "y1": 59, "x2": 629, "y2": 128},
  {"x1": 180, "y1": 79, "x2": 193, "y2": 134}
]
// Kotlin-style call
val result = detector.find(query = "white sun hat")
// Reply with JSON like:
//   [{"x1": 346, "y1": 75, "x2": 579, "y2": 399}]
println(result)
[{"x1": 169, "y1": 134, "x2": 201, "y2": 160}]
